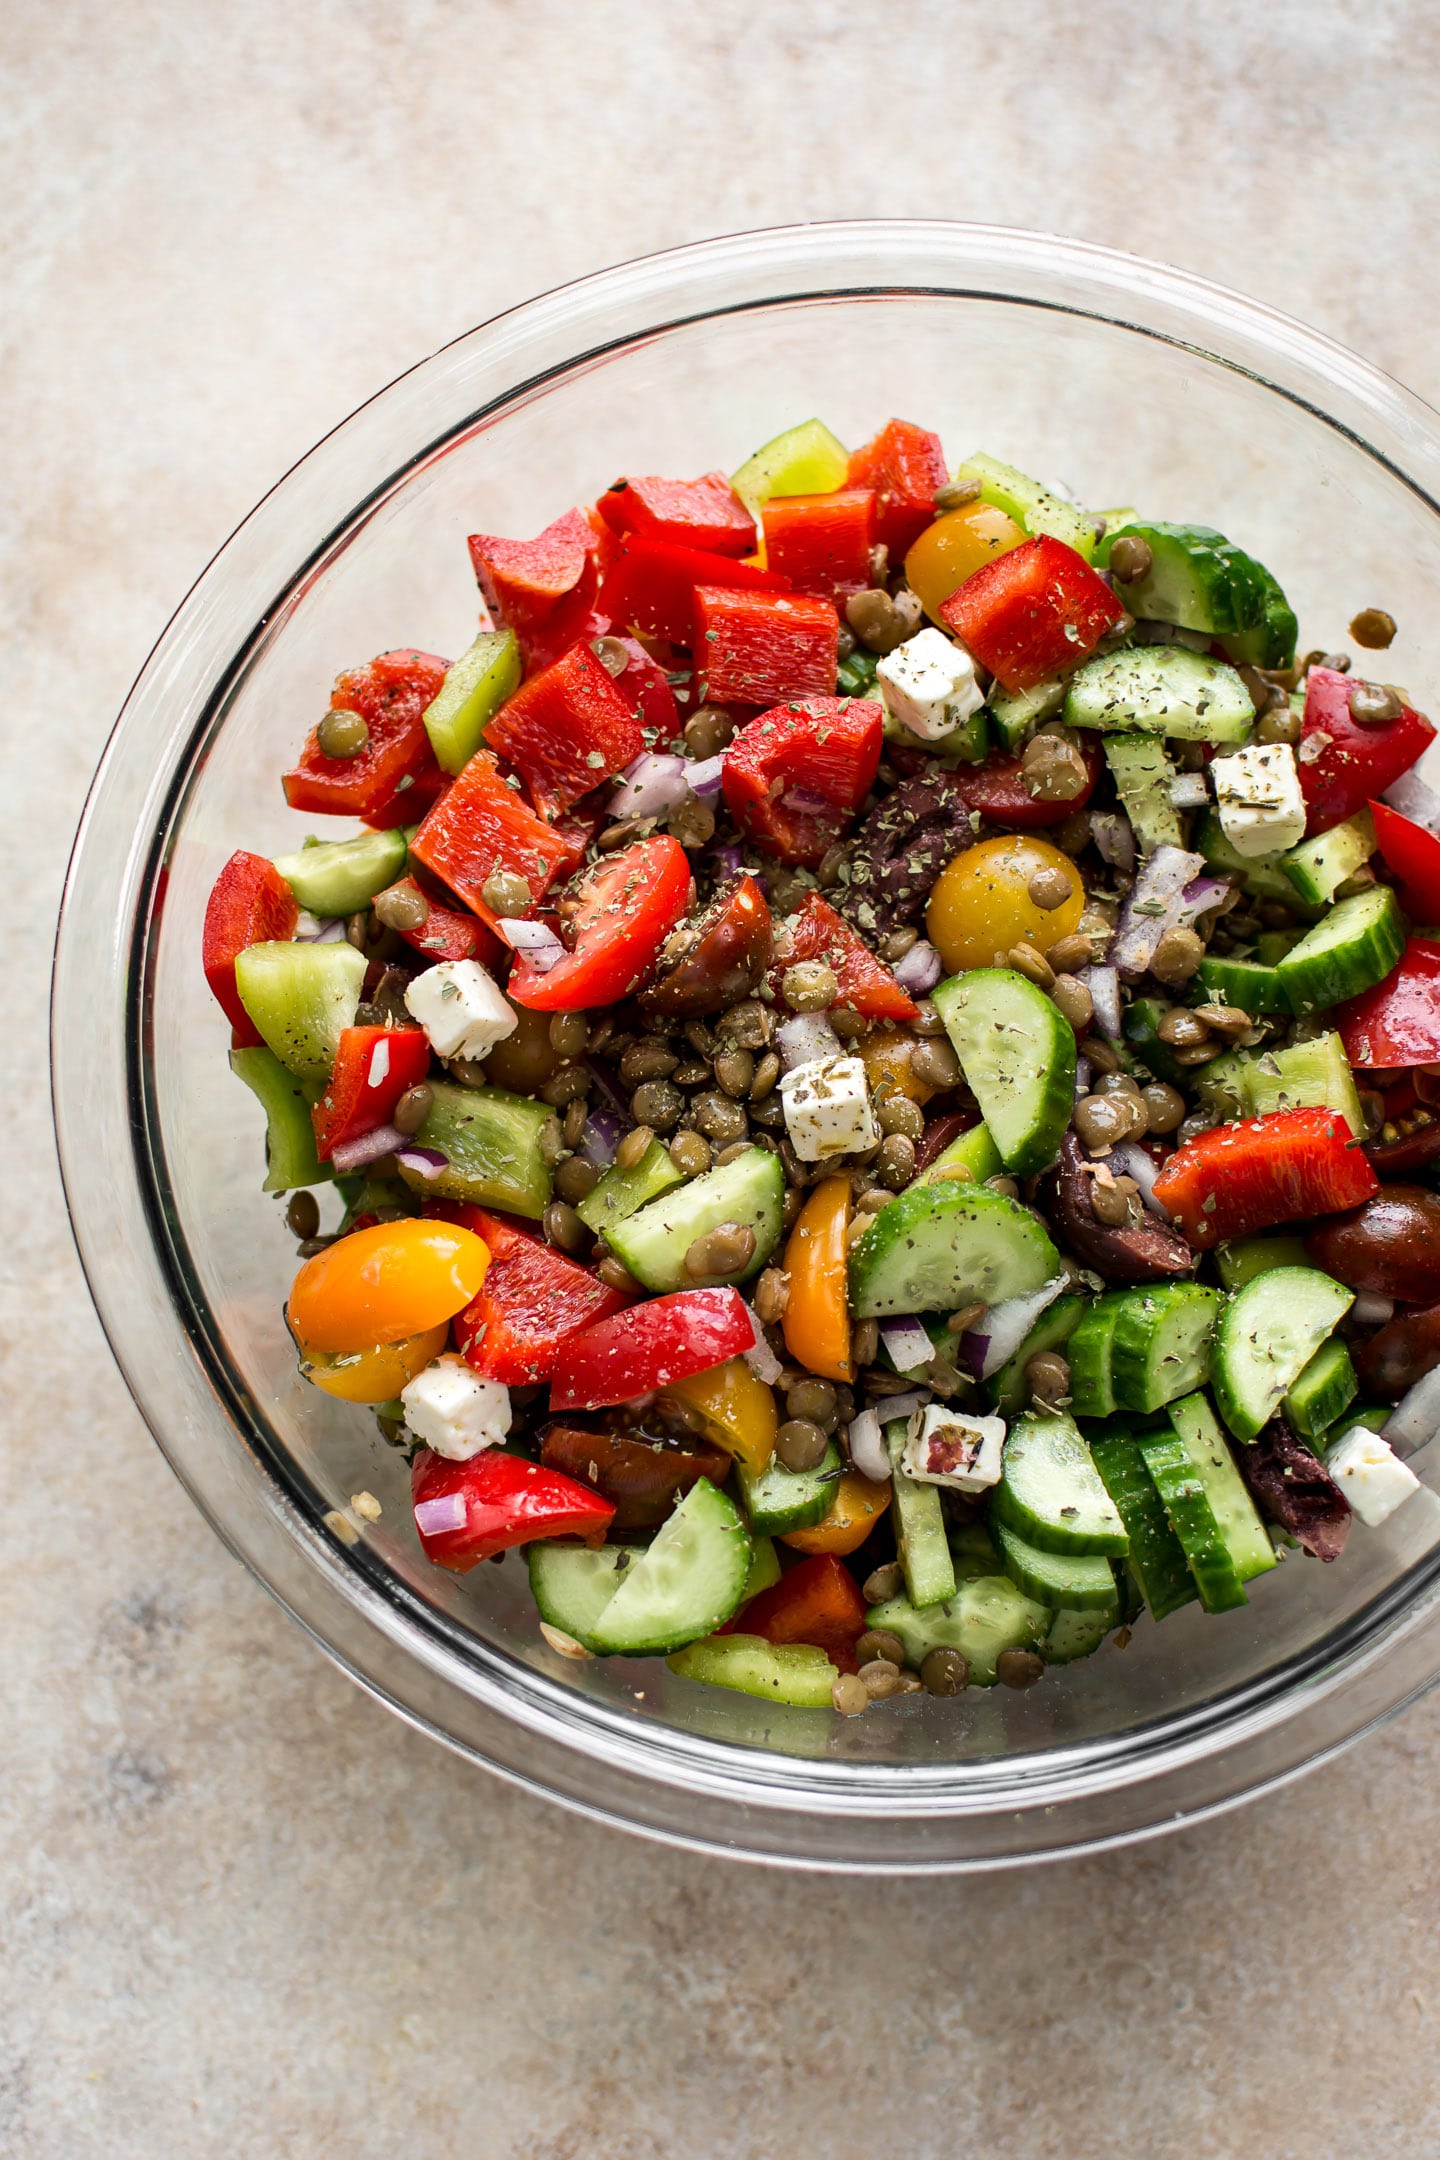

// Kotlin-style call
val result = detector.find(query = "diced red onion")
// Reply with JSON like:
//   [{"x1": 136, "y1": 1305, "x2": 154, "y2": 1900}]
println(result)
[
  {"x1": 782, "y1": 786, "x2": 835, "y2": 815},
  {"x1": 1081, "y1": 963, "x2": 1122, "y2": 1042},
  {"x1": 685, "y1": 754, "x2": 725, "y2": 800},
  {"x1": 1382, "y1": 768, "x2": 1440, "y2": 834},
  {"x1": 1384, "y1": 1365, "x2": 1440, "y2": 1458},
  {"x1": 967, "y1": 1277, "x2": 1067, "y2": 1380},
  {"x1": 1175, "y1": 873, "x2": 1232, "y2": 926},
  {"x1": 583, "y1": 1057, "x2": 633, "y2": 1129},
  {"x1": 874, "y1": 1390, "x2": 929, "y2": 1429},
  {"x1": 1109, "y1": 1139, "x2": 1170, "y2": 1219},
  {"x1": 956, "y1": 1331, "x2": 989, "y2": 1381},
  {"x1": 1091, "y1": 812, "x2": 1137, "y2": 875},
  {"x1": 579, "y1": 1113, "x2": 621, "y2": 1170},
  {"x1": 608, "y1": 751, "x2": 690, "y2": 819},
  {"x1": 892, "y1": 939, "x2": 943, "y2": 995},
  {"x1": 879, "y1": 1318, "x2": 935, "y2": 1371},
  {"x1": 846, "y1": 1407, "x2": 891, "y2": 1482},
  {"x1": 498, "y1": 918, "x2": 566, "y2": 973},
  {"x1": 707, "y1": 842, "x2": 747, "y2": 884},
  {"x1": 1111, "y1": 846, "x2": 1206, "y2": 978},
  {"x1": 295, "y1": 911, "x2": 347, "y2": 943},
  {"x1": 739, "y1": 1302, "x2": 783, "y2": 1385},
  {"x1": 414, "y1": 1492, "x2": 467, "y2": 1536},
  {"x1": 1074, "y1": 1055, "x2": 1092, "y2": 1100},
  {"x1": 394, "y1": 1145, "x2": 449, "y2": 1180},
  {"x1": 1352, "y1": 1291, "x2": 1396, "y2": 1328},
  {"x1": 1169, "y1": 773, "x2": 1210, "y2": 810},
  {"x1": 777, "y1": 1012, "x2": 841, "y2": 1070},
  {"x1": 329, "y1": 1123, "x2": 406, "y2": 1173}
]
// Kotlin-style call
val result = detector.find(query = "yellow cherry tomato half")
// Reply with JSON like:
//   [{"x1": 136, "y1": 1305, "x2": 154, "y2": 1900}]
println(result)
[
  {"x1": 299, "y1": 1323, "x2": 451, "y2": 1404},
  {"x1": 860, "y1": 1025, "x2": 935, "y2": 1107},
  {"x1": 661, "y1": 1356, "x2": 777, "y2": 1478},
  {"x1": 904, "y1": 501, "x2": 1027, "y2": 623},
  {"x1": 781, "y1": 1471, "x2": 892, "y2": 1556},
  {"x1": 926, "y1": 835, "x2": 1085, "y2": 976},
  {"x1": 287, "y1": 1219, "x2": 489, "y2": 1355}
]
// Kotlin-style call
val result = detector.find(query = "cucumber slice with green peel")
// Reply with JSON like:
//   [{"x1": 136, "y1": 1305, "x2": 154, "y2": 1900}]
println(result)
[
  {"x1": 584, "y1": 1479, "x2": 752, "y2": 1656},
  {"x1": 1241, "y1": 1031, "x2": 1364, "y2": 1137},
  {"x1": 422, "y1": 628, "x2": 522, "y2": 775},
  {"x1": 883, "y1": 699, "x2": 989, "y2": 764},
  {"x1": 886, "y1": 1421, "x2": 958, "y2": 1609},
  {"x1": 1110, "y1": 1283, "x2": 1221, "y2": 1414},
  {"x1": 994, "y1": 1520, "x2": 1119, "y2": 1611},
  {"x1": 1104, "y1": 736, "x2": 1183, "y2": 855},
  {"x1": 948, "y1": 1521, "x2": 1003, "y2": 1580},
  {"x1": 1092, "y1": 510, "x2": 1138, "y2": 570},
  {"x1": 1068, "y1": 1296, "x2": 1125, "y2": 1420},
  {"x1": 986, "y1": 674, "x2": 1066, "y2": 754},
  {"x1": 1195, "y1": 810, "x2": 1322, "y2": 916},
  {"x1": 1040, "y1": 1604, "x2": 1118, "y2": 1665},
  {"x1": 1221, "y1": 563, "x2": 1300, "y2": 672},
  {"x1": 229, "y1": 1046, "x2": 334, "y2": 1193},
  {"x1": 1256, "y1": 927, "x2": 1305, "y2": 965},
  {"x1": 848, "y1": 1180, "x2": 1058, "y2": 1320},
  {"x1": 993, "y1": 1411, "x2": 1129, "y2": 1556},
  {"x1": 1215, "y1": 1233, "x2": 1312, "y2": 1291},
  {"x1": 1281, "y1": 809, "x2": 1376, "y2": 909},
  {"x1": 954, "y1": 451, "x2": 1097, "y2": 560},
  {"x1": 986, "y1": 1293, "x2": 1087, "y2": 1417},
  {"x1": 1193, "y1": 1050, "x2": 1251, "y2": 1121},
  {"x1": 528, "y1": 1542, "x2": 646, "y2": 1652},
  {"x1": 396, "y1": 1078, "x2": 555, "y2": 1219},
  {"x1": 272, "y1": 827, "x2": 408, "y2": 917},
  {"x1": 737, "y1": 1534, "x2": 781, "y2": 1605},
  {"x1": 1163, "y1": 1391, "x2": 1277, "y2": 1588},
  {"x1": 731, "y1": 417, "x2": 850, "y2": 516},
  {"x1": 913, "y1": 1119, "x2": 1003, "y2": 1190},
  {"x1": 234, "y1": 938, "x2": 367, "y2": 1080},
  {"x1": 1089, "y1": 1425, "x2": 1197, "y2": 1621},
  {"x1": 1105, "y1": 521, "x2": 1297, "y2": 670},
  {"x1": 1063, "y1": 646, "x2": 1255, "y2": 742},
  {"x1": 1276, "y1": 887, "x2": 1407, "y2": 1017},
  {"x1": 1212, "y1": 1265, "x2": 1355, "y2": 1441},
  {"x1": 931, "y1": 968, "x2": 1075, "y2": 1174},
  {"x1": 1138, "y1": 1430, "x2": 1248, "y2": 1612},
  {"x1": 576, "y1": 1137, "x2": 685, "y2": 1238},
  {"x1": 606, "y1": 1146, "x2": 783, "y2": 1291},
  {"x1": 666, "y1": 1634, "x2": 838, "y2": 1708},
  {"x1": 1285, "y1": 1337, "x2": 1358, "y2": 1442},
  {"x1": 864, "y1": 1578, "x2": 1048, "y2": 1687},
  {"x1": 737, "y1": 1444, "x2": 843, "y2": 1537},
  {"x1": 1193, "y1": 953, "x2": 1289, "y2": 1016}
]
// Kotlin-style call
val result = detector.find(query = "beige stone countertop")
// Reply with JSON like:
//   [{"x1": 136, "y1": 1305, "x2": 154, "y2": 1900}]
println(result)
[{"x1": 7, "y1": 3, "x2": 1440, "y2": 2153}]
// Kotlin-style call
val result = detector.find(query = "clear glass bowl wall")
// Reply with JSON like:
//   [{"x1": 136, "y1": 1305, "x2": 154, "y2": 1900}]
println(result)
[{"x1": 54, "y1": 226, "x2": 1440, "y2": 1868}]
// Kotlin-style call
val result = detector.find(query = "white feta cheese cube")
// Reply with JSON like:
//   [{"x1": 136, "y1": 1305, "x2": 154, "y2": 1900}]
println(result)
[
  {"x1": 1210, "y1": 741, "x2": 1307, "y2": 858},
  {"x1": 875, "y1": 627, "x2": 984, "y2": 743},
  {"x1": 401, "y1": 1355, "x2": 511, "y2": 1461},
  {"x1": 902, "y1": 1404, "x2": 1007, "y2": 1493},
  {"x1": 1325, "y1": 1424, "x2": 1421, "y2": 1528},
  {"x1": 404, "y1": 958, "x2": 517, "y2": 1063},
  {"x1": 778, "y1": 1054, "x2": 879, "y2": 1161}
]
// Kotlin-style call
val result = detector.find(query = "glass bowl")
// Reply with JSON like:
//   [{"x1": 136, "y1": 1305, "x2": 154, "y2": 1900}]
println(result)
[{"x1": 53, "y1": 221, "x2": 1440, "y2": 1871}]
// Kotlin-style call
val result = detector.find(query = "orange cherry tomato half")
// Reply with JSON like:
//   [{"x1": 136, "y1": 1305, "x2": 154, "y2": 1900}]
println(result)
[
  {"x1": 299, "y1": 1324, "x2": 451, "y2": 1404},
  {"x1": 287, "y1": 1219, "x2": 490, "y2": 1355},
  {"x1": 781, "y1": 1471, "x2": 892, "y2": 1556}
]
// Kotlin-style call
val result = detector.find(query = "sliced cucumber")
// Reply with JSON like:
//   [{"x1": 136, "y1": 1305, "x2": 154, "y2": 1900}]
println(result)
[
  {"x1": 1106, "y1": 521, "x2": 1297, "y2": 670},
  {"x1": 1281, "y1": 808, "x2": 1375, "y2": 909},
  {"x1": 1123, "y1": 995, "x2": 1188, "y2": 1087},
  {"x1": 913, "y1": 1119, "x2": 1003, "y2": 1189},
  {"x1": 606, "y1": 1146, "x2": 783, "y2": 1291},
  {"x1": 233, "y1": 938, "x2": 366, "y2": 1080},
  {"x1": 666, "y1": 1633, "x2": 837, "y2": 1708},
  {"x1": 1193, "y1": 953, "x2": 1289, "y2": 1016},
  {"x1": 737, "y1": 1443, "x2": 843, "y2": 1537},
  {"x1": 986, "y1": 674, "x2": 1066, "y2": 754},
  {"x1": 848, "y1": 1180, "x2": 1058, "y2": 1320},
  {"x1": 954, "y1": 451, "x2": 1097, "y2": 560},
  {"x1": 865, "y1": 1577, "x2": 1048, "y2": 1688},
  {"x1": 1088, "y1": 1425, "x2": 1197, "y2": 1621},
  {"x1": 1285, "y1": 1337, "x2": 1358, "y2": 1442},
  {"x1": 272, "y1": 827, "x2": 408, "y2": 917},
  {"x1": 993, "y1": 1411, "x2": 1129, "y2": 1557},
  {"x1": 1068, "y1": 1295, "x2": 1125, "y2": 1420},
  {"x1": 738, "y1": 1533, "x2": 782, "y2": 1605},
  {"x1": 585, "y1": 1479, "x2": 752, "y2": 1656},
  {"x1": 931, "y1": 968, "x2": 1075, "y2": 1175},
  {"x1": 1241, "y1": 1031, "x2": 1364, "y2": 1138},
  {"x1": 994, "y1": 1520, "x2": 1119, "y2": 1611},
  {"x1": 576, "y1": 1137, "x2": 685, "y2": 1238},
  {"x1": 1215, "y1": 1233, "x2": 1312, "y2": 1291},
  {"x1": 528, "y1": 1542, "x2": 645, "y2": 1652},
  {"x1": 1256, "y1": 927, "x2": 1306, "y2": 966},
  {"x1": 1193, "y1": 1049, "x2": 1251, "y2": 1121},
  {"x1": 886, "y1": 1420, "x2": 957, "y2": 1608},
  {"x1": 731, "y1": 417, "x2": 850, "y2": 516},
  {"x1": 229, "y1": 1046, "x2": 333, "y2": 1193},
  {"x1": 397, "y1": 1079, "x2": 554, "y2": 1219},
  {"x1": 1110, "y1": 1284, "x2": 1221, "y2": 1414},
  {"x1": 949, "y1": 1521, "x2": 1003, "y2": 1581},
  {"x1": 1276, "y1": 887, "x2": 1406, "y2": 1017},
  {"x1": 1063, "y1": 646, "x2": 1255, "y2": 742},
  {"x1": 1104, "y1": 736, "x2": 1183, "y2": 855},
  {"x1": 1156, "y1": 1392, "x2": 1277, "y2": 1597},
  {"x1": 1212, "y1": 1265, "x2": 1355, "y2": 1442},
  {"x1": 1093, "y1": 509, "x2": 1138, "y2": 569},
  {"x1": 986, "y1": 1293, "x2": 1087, "y2": 1417},
  {"x1": 1040, "y1": 1604, "x2": 1117, "y2": 1665},
  {"x1": 1196, "y1": 809, "x2": 1321, "y2": 916},
  {"x1": 422, "y1": 628, "x2": 522, "y2": 775}
]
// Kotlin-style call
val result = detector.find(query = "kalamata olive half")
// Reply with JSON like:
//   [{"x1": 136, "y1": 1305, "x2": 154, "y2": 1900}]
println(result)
[
  {"x1": 1357, "y1": 1301, "x2": 1440, "y2": 1400},
  {"x1": 1306, "y1": 1185, "x2": 1440, "y2": 1306},
  {"x1": 639, "y1": 874, "x2": 773, "y2": 1018},
  {"x1": 540, "y1": 1421, "x2": 731, "y2": 1529},
  {"x1": 1046, "y1": 1133, "x2": 1195, "y2": 1282}
]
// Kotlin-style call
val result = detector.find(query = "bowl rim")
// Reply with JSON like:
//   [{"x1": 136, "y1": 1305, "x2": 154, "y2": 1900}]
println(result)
[{"x1": 51, "y1": 218, "x2": 1440, "y2": 1870}]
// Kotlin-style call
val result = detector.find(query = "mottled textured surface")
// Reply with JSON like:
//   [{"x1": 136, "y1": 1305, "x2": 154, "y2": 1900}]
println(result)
[{"x1": 7, "y1": 4, "x2": 1440, "y2": 2153}]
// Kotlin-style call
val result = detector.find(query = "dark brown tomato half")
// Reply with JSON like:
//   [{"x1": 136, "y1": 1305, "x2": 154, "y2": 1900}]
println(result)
[
  {"x1": 638, "y1": 873, "x2": 773, "y2": 1018},
  {"x1": 1356, "y1": 1300, "x2": 1440, "y2": 1400},
  {"x1": 539, "y1": 1421, "x2": 732, "y2": 1529},
  {"x1": 1306, "y1": 1185, "x2": 1440, "y2": 1306}
]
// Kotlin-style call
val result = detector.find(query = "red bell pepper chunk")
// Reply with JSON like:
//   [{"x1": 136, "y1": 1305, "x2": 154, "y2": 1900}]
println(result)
[
  {"x1": 722, "y1": 697, "x2": 883, "y2": 868},
  {"x1": 598, "y1": 535, "x2": 790, "y2": 646},
  {"x1": 484, "y1": 640, "x2": 646, "y2": 820},
  {"x1": 1370, "y1": 799, "x2": 1440, "y2": 920},
  {"x1": 596, "y1": 471, "x2": 755, "y2": 558},
  {"x1": 1339, "y1": 937, "x2": 1440, "y2": 1069},
  {"x1": 507, "y1": 834, "x2": 693, "y2": 1011},
  {"x1": 310, "y1": 1025, "x2": 432, "y2": 1161},
  {"x1": 846, "y1": 418, "x2": 948, "y2": 557},
  {"x1": 410, "y1": 750, "x2": 577, "y2": 930},
  {"x1": 375, "y1": 875, "x2": 502, "y2": 968},
  {"x1": 725, "y1": 1553, "x2": 867, "y2": 1674},
  {"x1": 693, "y1": 586, "x2": 839, "y2": 708},
  {"x1": 550, "y1": 1287, "x2": 758, "y2": 1411},
  {"x1": 1297, "y1": 670, "x2": 1435, "y2": 837},
  {"x1": 435, "y1": 1205, "x2": 631, "y2": 1385},
  {"x1": 770, "y1": 891, "x2": 919, "y2": 1021},
  {"x1": 283, "y1": 650, "x2": 448, "y2": 823},
  {"x1": 760, "y1": 489, "x2": 876, "y2": 605},
  {"x1": 1150, "y1": 1107, "x2": 1380, "y2": 1251},
  {"x1": 468, "y1": 508, "x2": 601, "y2": 659},
  {"x1": 202, "y1": 850, "x2": 299, "y2": 1045},
  {"x1": 939, "y1": 537, "x2": 1122, "y2": 694},
  {"x1": 411, "y1": 1446, "x2": 614, "y2": 1573}
]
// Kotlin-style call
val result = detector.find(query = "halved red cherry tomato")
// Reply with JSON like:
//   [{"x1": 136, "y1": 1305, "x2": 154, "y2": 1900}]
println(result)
[
  {"x1": 1150, "y1": 1107, "x2": 1379, "y2": 1250},
  {"x1": 1297, "y1": 669, "x2": 1435, "y2": 836},
  {"x1": 770, "y1": 891, "x2": 919, "y2": 1021},
  {"x1": 722, "y1": 697, "x2": 883, "y2": 867},
  {"x1": 287, "y1": 1218, "x2": 490, "y2": 1354},
  {"x1": 1340, "y1": 937, "x2": 1440, "y2": 1068},
  {"x1": 310, "y1": 1025, "x2": 432, "y2": 1161},
  {"x1": 506, "y1": 835, "x2": 693, "y2": 1011},
  {"x1": 412, "y1": 1447, "x2": 615, "y2": 1573},
  {"x1": 939, "y1": 537, "x2": 1121, "y2": 694},
  {"x1": 202, "y1": 851, "x2": 298, "y2": 1045},
  {"x1": 1371, "y1": 798, "x2": 1440, "y2": 920},
  {"x1": 639, "y1": 874, "x2": 774, "y2": 1018},
  {"x1": 283, "y1": 650, "x2": 448, "y2": 824}
]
